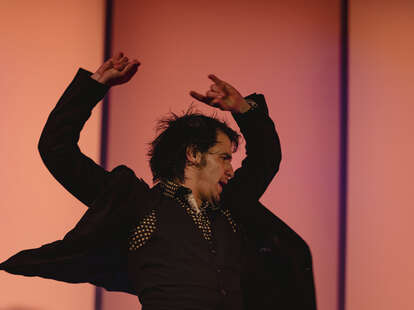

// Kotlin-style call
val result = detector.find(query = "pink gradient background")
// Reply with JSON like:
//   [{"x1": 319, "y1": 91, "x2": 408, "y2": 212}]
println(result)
[
  {"x1": 347, "y1": 1, "x2": 414, "y2": 309},
  {"x1": 102, "y1": 1, "x2": 341, "y2": 309},
  {"x1": 0, "y1": 1, "x2": 104, "y2": 309}
]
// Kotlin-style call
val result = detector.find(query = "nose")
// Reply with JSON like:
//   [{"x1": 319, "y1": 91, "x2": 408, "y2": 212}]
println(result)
[{"x1": 226, "y1": 164, "x2": 234, "y2": 179}]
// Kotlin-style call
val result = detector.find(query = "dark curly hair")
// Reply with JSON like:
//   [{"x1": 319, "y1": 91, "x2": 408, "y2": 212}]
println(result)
[{"x1": 148, "y1": 108, "x2": 240, "y2": 183}]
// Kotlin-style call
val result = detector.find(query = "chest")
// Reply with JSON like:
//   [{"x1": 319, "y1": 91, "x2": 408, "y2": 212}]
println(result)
[{"x1": 127, "y1": 196, "x2": 242, "y2": 263}]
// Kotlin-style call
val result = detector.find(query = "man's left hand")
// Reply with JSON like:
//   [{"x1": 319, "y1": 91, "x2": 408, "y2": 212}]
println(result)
[{"x1": 190, "y1": 74, "x2": 251, "y2": 113}]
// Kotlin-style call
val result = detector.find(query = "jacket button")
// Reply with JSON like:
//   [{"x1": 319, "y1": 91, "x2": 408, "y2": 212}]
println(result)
[
  {"x1": 220, "y1": 289, "x2": 227, "y2": 296},
  {"x1": 210, "y1": 248, "x2": 217, "y2": 255},
  {"x1": 216, "y1": 268, "x2": 221, "y2": 273}
]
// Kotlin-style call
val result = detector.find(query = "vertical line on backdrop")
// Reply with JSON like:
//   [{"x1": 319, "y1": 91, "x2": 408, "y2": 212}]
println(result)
[
  {"x1": 338, "y1": 0, "x2": 349, "y2": 309},
  {"x1": 95, "y1": 0, "x2": 113, "y2": 310}
]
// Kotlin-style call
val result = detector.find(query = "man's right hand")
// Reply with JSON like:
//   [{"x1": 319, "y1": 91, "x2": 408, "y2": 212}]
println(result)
[{"x1": 91, "y1": 52, "x2": 140, "y2": 86}]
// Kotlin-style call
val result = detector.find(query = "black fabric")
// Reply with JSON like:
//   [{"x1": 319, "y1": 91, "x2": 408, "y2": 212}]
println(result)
[
  {"x1": 136, "y1": 185, "x2": 243, "y2": 310},
  {"x1": 0, "y1": 69, "x2": 317, "y2": 310},
  {"x1": 126, "y1": 184, "x2": 243, "y2": 309}
]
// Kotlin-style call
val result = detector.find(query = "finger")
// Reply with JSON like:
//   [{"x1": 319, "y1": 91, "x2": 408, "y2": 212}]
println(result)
[
  {"x1": 113, "y1": 52, "x2": 124, "y2": 61},
  {"x1": 114, "y1": 63, "x2": 127, "y2": 71},
  {"x1": 190, "y1": 91, "x2": 209, "y2": 103},
  {"x1": 115, "y1": 56, "x2": 128, "y2": 66},
  {"x1": 120, "y1": 61, "x2": 140, "y2": 82},
  {"x1": 209, "y1": 74, "x2": 231, "y2": 96},
  {"x1": 210, "y1": 84, "x2": 225, "y2": 95},
  {"x1": 210, "y1": 98, "x2": 224, "y2": 108},
  {"x1": 114, "y1": 57, "x2": 130, "y2": 71},
  {"x1": 131, "y1": 59, "x2": 141, "y2": 66},
  {"x1": 121, "y1": 60, "x2": 140, "y2": 74},
  {"x1": 208, "y1": 74, "x2": 225, "y2": 86},
  {"x1": 206, "y1": 90, "x2": 223, "y2": 99}
]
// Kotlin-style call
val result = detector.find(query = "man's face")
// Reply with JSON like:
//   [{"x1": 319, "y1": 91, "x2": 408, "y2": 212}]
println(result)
[{"x1": 193, "y1": 130, "x2": 235, "y2": 206}]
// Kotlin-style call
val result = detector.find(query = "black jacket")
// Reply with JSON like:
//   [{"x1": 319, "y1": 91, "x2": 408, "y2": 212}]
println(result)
[{"x1": 0, "y1": 69, "x2": 316, "y2": 309}]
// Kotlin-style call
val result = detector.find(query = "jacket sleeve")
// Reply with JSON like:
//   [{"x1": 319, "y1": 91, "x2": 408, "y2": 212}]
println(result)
[
  {"x1": 38, "y1": 68, "x2": 110, "y2": 208},
  {"x1": 221, "y1": 93, "x2": 281, "y2": 213}
]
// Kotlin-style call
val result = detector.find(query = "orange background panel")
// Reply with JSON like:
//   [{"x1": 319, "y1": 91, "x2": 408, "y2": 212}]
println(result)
[
  {"x1": 0, "y1": 1, "x2": 104, "y2": 309},
  {"x1": 347, "y1": 1, "x2": 414, "y2": 309},
  {"x1": 103, "y1": 1, "x2": 341, "y2": 309}
]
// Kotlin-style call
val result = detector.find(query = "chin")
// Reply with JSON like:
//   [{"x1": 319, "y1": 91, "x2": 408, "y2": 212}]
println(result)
[{"x1": 210, "y1": 194, "x2": 221, "y2": 208}]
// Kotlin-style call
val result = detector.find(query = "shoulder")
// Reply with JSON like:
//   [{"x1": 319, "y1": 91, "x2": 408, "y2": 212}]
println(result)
[
  {"x1": 91, "y1": 165, "x2": 151, "y2": 209},
  {"x1": 109, "y1": 165, "x2": 150, "y2": 189}
]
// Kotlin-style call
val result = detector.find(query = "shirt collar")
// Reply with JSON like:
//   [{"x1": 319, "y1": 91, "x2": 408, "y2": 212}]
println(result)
[{"x1": 159, "y1": 179, "x2": 211, "y2": 212}]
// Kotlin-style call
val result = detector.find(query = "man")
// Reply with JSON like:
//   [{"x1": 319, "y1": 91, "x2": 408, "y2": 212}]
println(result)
[{"x1": 0, "y1": 52, "x2": 316, "y2": 309}]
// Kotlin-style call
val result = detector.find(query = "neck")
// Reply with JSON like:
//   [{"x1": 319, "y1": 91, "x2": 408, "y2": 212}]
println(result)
[
  {"x1": 180, "y1": 178, "x2": 202, "y2": 207},
  {"x1": 180, "y1": 167, "x2": 204, "y2": 206}
]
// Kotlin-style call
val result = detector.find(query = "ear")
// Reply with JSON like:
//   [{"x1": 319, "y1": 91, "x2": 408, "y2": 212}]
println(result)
[{"x1": 186, "y1": 145, "x2": 202, "y2": 166}]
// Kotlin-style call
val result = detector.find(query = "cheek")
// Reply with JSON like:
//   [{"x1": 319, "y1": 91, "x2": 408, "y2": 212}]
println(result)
[
  {"x1": 213, "y1": 161, "x2": 225, "y2": 175},
  {"x1": 202, "y1": 157, "x2": 225, "y2": 182}
]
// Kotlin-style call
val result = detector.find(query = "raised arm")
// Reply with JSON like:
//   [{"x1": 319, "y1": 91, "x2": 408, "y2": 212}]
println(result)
[
  {"x1": 190, "y1": 75, "x2": 281, "y2": 214},
  {"x1": 38, "y1": 52, "x2": 140, "y2": 207}
]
